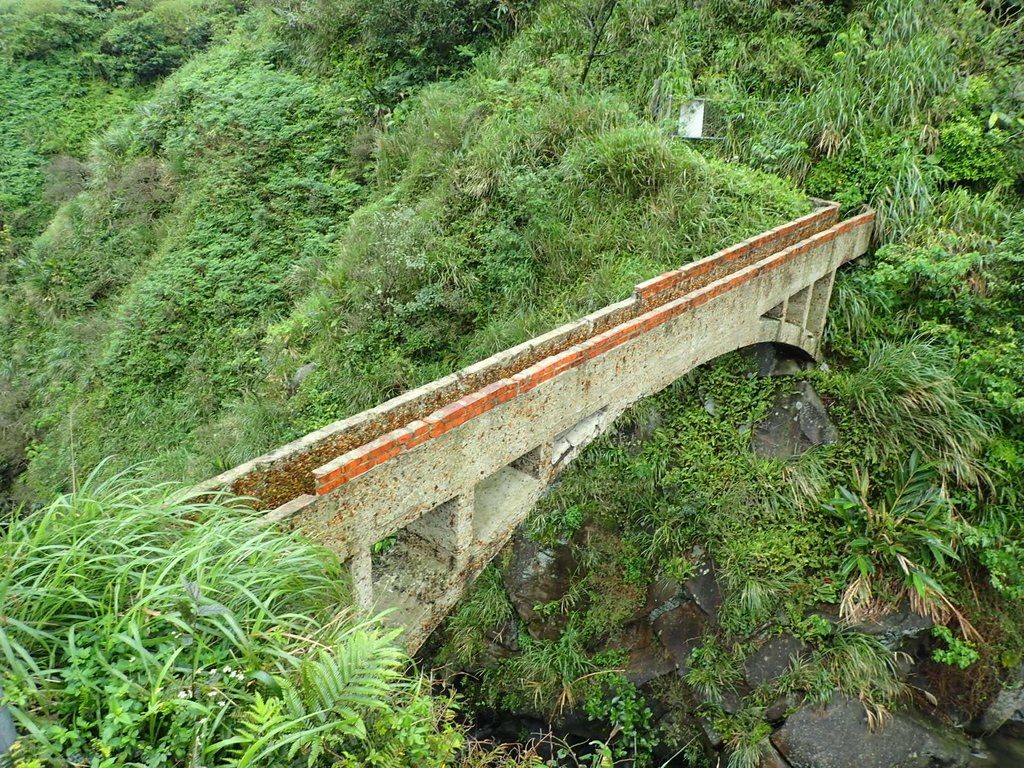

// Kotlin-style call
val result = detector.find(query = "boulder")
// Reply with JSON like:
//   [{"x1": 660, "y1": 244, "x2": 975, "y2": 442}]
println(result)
[
  {"x1": 500, "y1": 528, "x2": 576, "y2": 640},
  {"x1": 974, "y1": 665, "x2": 1024, "y2": 736},
  {"x1": 682, "y1": 555, "x2": 723, "y2": 622},
  {"x1": 653, "y1": 710, "x2": 716, "y2": 764},
  {"x1": 765, "y1": 693, "x2": 801, "y2": 723},
  {"x1": 752, "y1": 381, "x2": 837, "y2": 459},
  {"x1": 744, "y1": 633, "x2": 808, "y2": 688},
  {"x1": 645, "y1": 573, "x2": 685, "y2": 619},
  {"x1": 852, "y1": 605, "x2": 933, "y2": 652},
  {"x1": 652, "y1": 601, "x2": 708, "y2": 675},
  {"x1": 772, "y1": 695, "x2": 971, "y2": 768},
  {"x1": 760, "y1": 744, "x2": 793, "y2": 768},
  {"x1": 597, "y1": 622, "x2": 676, "y2": 686}
]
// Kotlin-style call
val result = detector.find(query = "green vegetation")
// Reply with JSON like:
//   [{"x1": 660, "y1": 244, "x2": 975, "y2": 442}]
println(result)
[
  {"x1": 1, "y1": 0, "x2": 1023, "y2": 764},
  {"x1": 1, "y1": 0, "x2": 815, "y2": 506},
  {"x1": 1, "y1": 0, "x2": 1019, "y2": 512},
  {"x1": 0, "y1": 469, "x2": 465, "y2": 766},
  {"x1": 823, "y1": 452, "x2": 968, "y2": 627}
]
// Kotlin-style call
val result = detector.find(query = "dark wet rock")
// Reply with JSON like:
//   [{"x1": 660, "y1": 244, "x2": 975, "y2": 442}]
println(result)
[
  {"x1": 766, "y1": 693, "x2": 801, "y2": 723},
  {"x1": 760, "y1": 744, "x2": 793, "y2": 768},
  {"x1": 746, "y1": 342, "x2": 813, "y2": 378},
  {"x1": 471, "y1": 713, "x2": 547, "y2": 746},
  {"x1": 718, "y1": 687, "x2": 747, "y2": 715},
  {"x1": 682, "y1": 555, "x2": 723, "y2": 622},
  {"x1": 744, "y1": 633, "x2": 808, "y2": 688},
  {"x1": 489, "y1": 619, "x2": 520, "y2": 654},
  {"x1": 701, "y1": 716, "x2": 724, "y2": 749},
  {"x1": 623, "y1": 407, "x2": 664, "y2": 443},
  {"x1": 752, "y1": 381, "x2": 837, "y2": 459},
  {"x1": 852, "y1": 605, "x2": 933, "y2": 652},
  {"x1": 550, "y1": 707, "x2": 604, "y2": 743},
  {"x1": 652, "y1": 601, "x2": 707, "y2": 675},
  {"x1": 500, "y1": 528, "x2": 576, "y2": 640},
  {"x1": 974, "y1": 665, "x2": 1024, "y2": 736},
  {"x1": 772, "y1": 695, "x2": 971, "y2": 768},
  {"x1": 645, "y1": 573, "x2": 685, "y2": 619},
  {"x1": 599, "y1": 622, "x2": 676, "y2": 686}
]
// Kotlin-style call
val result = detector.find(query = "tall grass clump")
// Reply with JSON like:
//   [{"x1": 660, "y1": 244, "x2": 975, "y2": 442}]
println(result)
[
  {"x1": 0, "y1": 467, "x2": 464, "y2": 766},
  {"x1": 823, "y1": 452, "x2": 975, "y2": 634},
  {"x1": 813, "y1": 631, "x2": 909, "y2": 730},
  {"x1": 831, "y1": 338, "x2": 991, "y2": 488},
  {"x1": 437, "y1": 565, "x2": 516, "y2": 668}
]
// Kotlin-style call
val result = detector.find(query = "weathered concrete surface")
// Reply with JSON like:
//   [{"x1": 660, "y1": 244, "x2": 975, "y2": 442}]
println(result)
[{"x1": 191, "y1": 204, "x2": 873, "y2": 651}]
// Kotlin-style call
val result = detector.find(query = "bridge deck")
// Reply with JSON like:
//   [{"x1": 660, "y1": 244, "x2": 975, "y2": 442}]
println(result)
[{"x1": 194, "y1": 202, "x2": 875, "y2": 650}]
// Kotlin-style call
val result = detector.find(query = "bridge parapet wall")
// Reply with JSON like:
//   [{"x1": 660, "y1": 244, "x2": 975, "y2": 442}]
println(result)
[
  {"x1": 194, "y1": 204, "x2": 874, "y2": 648},
  {"x1": 195, "y1": 203, "x2": 847, "y2": 511}
]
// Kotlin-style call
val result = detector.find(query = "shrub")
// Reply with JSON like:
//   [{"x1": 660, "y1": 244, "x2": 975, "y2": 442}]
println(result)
[
  {"x1": 0, "y1": 469, "x2": 464, "y2": 766},
  {"x1": 563, "y1": 124, "x2": 697, "y2": 197},
  {"x1": 99, "y1": 14, "x2": 188, "y2": 84},
  {"x1": 278, "y1": 0, "x2": 529, "y2": 92},
  {"x1": 823, "y1": 452, "x2": 972, "y2": 632},
  {"x1": 937, "y1": 120, "x2": 1013, "y2": 188},
  {"x1": 0, "y1": 0, "x2": 100, "y2": 59}
]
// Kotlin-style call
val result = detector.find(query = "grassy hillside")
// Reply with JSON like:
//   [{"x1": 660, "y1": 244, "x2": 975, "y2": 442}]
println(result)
[{"x1": 1, "y1": 0, "x2": 819, "y2": 503}]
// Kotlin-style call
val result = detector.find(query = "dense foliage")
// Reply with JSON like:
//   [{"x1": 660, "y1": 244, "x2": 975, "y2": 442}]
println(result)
[
  {"x1": 1, "y1": 0, "x2": 1022, "y2": 765},
  {"x1": 0, "y1": 471, "x2": 466, "y2": 766},
  {"x1": 0, "y1": 0, "x2": 814, "y2": 505}
]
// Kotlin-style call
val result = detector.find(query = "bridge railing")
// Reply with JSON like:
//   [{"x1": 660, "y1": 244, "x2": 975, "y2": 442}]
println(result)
[
  {"x1": 195, "y1": 202, "x2": 874, "y2": 644},
  {"x1": 194, "y1": 202, "x2": 853, "y2": 513}
]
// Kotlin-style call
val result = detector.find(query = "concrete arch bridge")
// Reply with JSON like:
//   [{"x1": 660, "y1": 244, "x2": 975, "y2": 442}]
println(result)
[{"x1": 196, "y1": 202, "x2": 874, "y2": 652}]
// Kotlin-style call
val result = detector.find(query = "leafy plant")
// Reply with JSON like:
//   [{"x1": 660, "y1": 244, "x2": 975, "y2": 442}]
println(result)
[
  {"x1": 0, "y1": 467, "x2": 464, "y2": 766},
  {"x1": 931, "y1": 625, "x2": 980, "y2": 670},
  {"x1": 685, "y1": 637, "x2": 743, "y2": 707},
  {"x1": 823, "y1": 452, "x2": 974, "y2": 634},
  {"x1": 583, "y1": 674, "x2": 656, "y2": 766}
]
